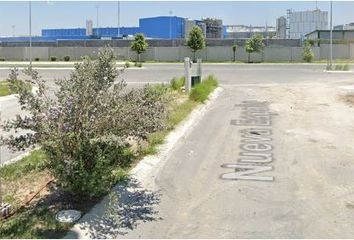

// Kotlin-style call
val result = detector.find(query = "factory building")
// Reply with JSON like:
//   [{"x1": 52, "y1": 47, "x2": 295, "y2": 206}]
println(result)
[
  {"x1": 306, "y1": 29, "x2": 354, "y2": 42},
  {"x1": 277, "y1": 9, "x2": 328, "y2": 39},
  {"x1": 201, "y1": 18, "x2": 223, "y2": 39},
  {"x1": 223, "y1": 25, "x2": 276, "y2": 39},
  {"x1": 39, "y1": 16, "x2": 208, "y2": 40},
  {"x1": 42, "y1": 26, "x2": 140, "y2": 39},
  {"x1": 276, "y1": 16, "x2": 287, "y2": 39},
  {"x1": 184, "y1": 19, "x2": 207, "y2": 39},
  {"x1": 334, "y1": 23, "x2": 354, "y2": 30},
  {"x1": 139, "y1": 16, "x2": 185, "y2": 39}
]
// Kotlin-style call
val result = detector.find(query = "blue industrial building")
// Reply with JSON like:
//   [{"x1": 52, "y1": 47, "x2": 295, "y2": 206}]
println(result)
[
  {"x1": 139, "y1": 16, "x2": 185, "y2": 39},
  {"x1": 41, "y1": 27, "x2": 140, "y2": 38},
  {"x1": 0, "y1": 16, "x2": 204, "y2": 42},
  {"x1": 38, "y1": 16, "x2": 185, "y2": 41}
]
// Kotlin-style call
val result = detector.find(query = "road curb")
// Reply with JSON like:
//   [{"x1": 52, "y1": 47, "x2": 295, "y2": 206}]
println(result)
[
  {"x1": 65, "y1": 86, "x2": 224, "y2": 239},
  {"x1": 131, "y1": 86, "x2": 223, "y2": 184},
  {"x1": 1, "y1": 147, "x2": 40, "y2": 166}
]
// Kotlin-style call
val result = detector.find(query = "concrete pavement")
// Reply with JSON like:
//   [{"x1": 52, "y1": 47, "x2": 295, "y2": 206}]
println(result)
[{"x1": 66, "y1": 67, "x2": 354, "y2": 238}]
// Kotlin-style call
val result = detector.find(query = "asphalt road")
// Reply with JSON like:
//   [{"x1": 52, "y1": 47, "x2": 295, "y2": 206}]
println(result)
[
  {"x1": 1, "y1": 64, "x2": 354, "y2": 165},
  {"x1": 1, "y1": 63, "x2": 353, "y2": 85}
]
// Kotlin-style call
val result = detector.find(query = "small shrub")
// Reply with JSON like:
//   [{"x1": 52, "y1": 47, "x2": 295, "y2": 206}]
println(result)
[
  {"x1": 34, "y1": 57, "x2": 40, "y2": 61},
  {"x1": 50, "y1": 56, "x2": 57, "y2": 62},
  {"x1": 134, "y1": 62, "x2": 142, "y2": 67},
  {"x1": 302, "y1": 42, "x2": 314, "y2": 63},
  {"x1": 63, "y1": 56, "x2": 70, "y2": 62},
  {"x1": 189, "y1": 84, "x2": 209, "y2": 103},
  {"x1": 124, "y1": 61, "x2": 131, "y2": 68},
  {"x1": 0, "y1": 57, "x2": 5, "y2": 61},
  {"x1": 202, "y1": 74, "x2": 219, "y2": 88},
  {"x1": 335, "y1": 65, "x2": 342, "y2": 71},
  {"x1": 189, "y1": 74, "x2": 219, "y2": 103},
  {"x1": 343, "y1": 64, "x2": 350, "y2": 71},
  {"x1": 170, "y1": 76, "x2": 185, "y2": 90},
  {"x1": 333, "y1": 64, "x2": 350, "y2": 71}
]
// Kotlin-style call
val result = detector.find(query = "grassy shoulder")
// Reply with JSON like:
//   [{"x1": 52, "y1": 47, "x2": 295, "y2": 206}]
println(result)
[
  {"x1": 0, "y1": 75, "x2": 219, "y2": 238},
  {"x1": 0, "y1": 80, "x2": 32, "y2": 97},
  {"x1": 0, "y1": 81, "x2": 13, "y2": 96}
]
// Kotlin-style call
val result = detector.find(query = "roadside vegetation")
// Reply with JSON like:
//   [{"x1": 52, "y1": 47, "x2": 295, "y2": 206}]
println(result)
[
  {"x1": 189, "y1": 75, "x2": 219, "y2": 103},
  {"x1": 0, "y1": 47, "x2": 219, "y2": 238},
  {"x1": 0, "y1": 70, "x2": 32, "y2": 96},
  {"x1": 131, "y1": 33, "x2": 148, "y2": 66},
  {"x1": 245, "y1": 34, "x2": 265, "y2": 63},
  {"x1": 232, "y1": 44, "x2": 238, "y2": 62},
  {"x1": 326, "y1": 63, "x2": 350, "y2": 71},
  {"x1": 187, "y1": 26, "x2": 205, "y2": 62},
  {"x1": 302, "y1": 40, "x2": 315, "y2": 63}
]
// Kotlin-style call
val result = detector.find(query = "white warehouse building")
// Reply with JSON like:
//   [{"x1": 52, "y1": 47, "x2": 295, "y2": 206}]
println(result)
[{"x1": 288, "y1": 9, "x2": 328, "y2": 39}]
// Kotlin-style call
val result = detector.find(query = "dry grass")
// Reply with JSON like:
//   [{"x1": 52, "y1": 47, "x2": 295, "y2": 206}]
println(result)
[{"x1": 339, "y1": 94, "x2": 354, "y2": 107}]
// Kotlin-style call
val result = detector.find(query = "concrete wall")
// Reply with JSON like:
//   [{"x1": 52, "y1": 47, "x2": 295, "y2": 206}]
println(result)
[
  {"x1": 0, "y1": 38, "x2": 302, "y2": 47},
  {"x1": 0, "y1": 45, "x2": 351, "y2": 62},
  {"x1": 319, "y1": 44, "x2": 350, "y2": 59}
]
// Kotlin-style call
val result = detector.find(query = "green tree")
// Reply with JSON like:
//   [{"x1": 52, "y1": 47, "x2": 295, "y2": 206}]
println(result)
[
  {"x1": 232, "y1": 44, "x2": 238, "y2": 62},
  {"x1": 245, "y1": 34, "x2": 265, "y2": 63},
  {"x1": 302, "y1": 41, "x2": 314, "y2": 63},
  {"x1": 187, "y1": 26, "x2": 206, "y2": 61},
  {"x1": 131, "y1": 33, "x2": 148, "y2": 63}
]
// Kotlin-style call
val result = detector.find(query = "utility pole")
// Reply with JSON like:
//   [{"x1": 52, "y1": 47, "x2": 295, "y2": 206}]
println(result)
[
  {"x1": 29, "y1": 0, "x2": 32, "y2": 66},
  {"x1": 329, "y1": 0, "x2": 333, "y2": 69},
  {"x1": 11, "y1": 25, "x2": 15, "y2": 37},
  {"x1": 117, "y1": 1, "x2": 120, "y2": 38},
  {"x1": 169, "y1": 10, "x2": 173, "y2": 39},
  {"x1": 96, "y1": 5, "x2": 99, "y2": 37}
]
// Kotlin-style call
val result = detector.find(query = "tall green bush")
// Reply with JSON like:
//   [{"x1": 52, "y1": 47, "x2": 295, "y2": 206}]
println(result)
[
  {"x1": 1, "y1": 48, "x2": 168, "y2": 198},
  {"x1": 302, "y1": 41, "x2": 314, "y2": 63},
  {"x1": 245, "y1": 34, "x2": 265, "y2": 63}
]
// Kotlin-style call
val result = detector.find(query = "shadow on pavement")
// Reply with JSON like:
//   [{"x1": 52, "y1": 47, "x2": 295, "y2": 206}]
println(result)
[{"x1": 67, "y1": 178, "x2": 161, "y2": 238}]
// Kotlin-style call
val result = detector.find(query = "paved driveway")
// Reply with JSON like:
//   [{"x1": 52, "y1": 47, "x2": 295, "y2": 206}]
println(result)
[{"x1": 63, "y1": 65, "x2": 354, "y2": 238}]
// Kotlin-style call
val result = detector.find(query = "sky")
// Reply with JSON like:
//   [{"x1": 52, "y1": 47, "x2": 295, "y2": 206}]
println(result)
[{"x1": 0, "y1": 1, "x2": 354, "y2": 37}]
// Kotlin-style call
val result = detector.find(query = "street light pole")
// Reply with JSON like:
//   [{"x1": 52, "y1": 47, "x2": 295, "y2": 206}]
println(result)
[
  {"x1": 12, "y1": 25, "x2": 15, "y2": 37},
  {"x1": 169, "y1": 10, "x2": 172, "y2": 40},
  {"x1": 117, "y1": 1, "x2": 120, "y2": 38},
  {"x1": 29, "y1": 0, "x2": 32, "y2": 66},
  {"x1": 96, "y1": 5, "x2": 99, "y2": 37},
  {"x1": 329, "y1": 0, "x2": 333, "y2": 69}
]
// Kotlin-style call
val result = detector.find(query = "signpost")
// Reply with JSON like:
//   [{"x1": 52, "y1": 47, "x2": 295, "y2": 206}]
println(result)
[
  {"x1": 184, "y1": 57, "x2": 191, "y2": 92},
  {"x1": 184, "y1": 57, "x2": 202, "y2": 92}
]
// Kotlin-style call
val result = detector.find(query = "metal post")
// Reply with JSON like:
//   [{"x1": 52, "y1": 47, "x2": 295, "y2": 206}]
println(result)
[
  {"x1": 11, "y1": 25, "x2": 15, "y2": 37},
  {"x1": 96, "y1": 5, "x2": 99, "y2": 37},
  {"x1": 29, "y1": 0, "x2": 32, "y2": 66},
  {"x1": 329, "y1": 0, "x2": 333, "y2": 69},
  {"x1": 197, "y1": 58, "x2": 202, "y2": 82},
  {"x1": 117, "y1": 1, "x2": 120, "y2": 38},
  {"x1": 184, "y1": 57, "x2": 191, "y2": 92},
  {"x1": 169, "y1": 11, "x2": 172, "y2": 39}
]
